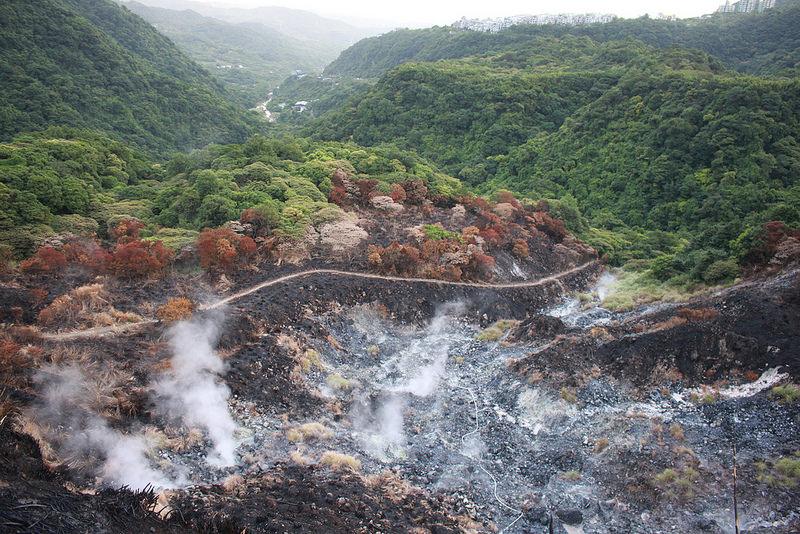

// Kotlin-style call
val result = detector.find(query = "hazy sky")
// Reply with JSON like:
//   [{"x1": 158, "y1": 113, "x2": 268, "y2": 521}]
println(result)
[{"x1": 190, "y1": 0, "x2": 725, "y2": 27}]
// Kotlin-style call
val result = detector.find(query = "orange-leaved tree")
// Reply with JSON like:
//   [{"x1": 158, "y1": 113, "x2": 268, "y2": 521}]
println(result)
[
  {"x1": 197, "y1": 227, "x2": 257, "y2": 272},
  {"x1": 109, "y1": 240, "x2": 173, "y2": 279}
]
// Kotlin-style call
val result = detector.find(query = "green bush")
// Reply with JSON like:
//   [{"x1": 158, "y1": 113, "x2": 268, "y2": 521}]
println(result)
[{"x1": 703, "y1": 259, "x2": 739, "y2": 284}]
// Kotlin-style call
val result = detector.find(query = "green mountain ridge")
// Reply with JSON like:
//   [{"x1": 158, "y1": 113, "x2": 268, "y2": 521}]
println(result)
[
  {"x1": 123, "y1": 1, "x2": 338, "y2": 107},
  {"x1": 310, "y1": 34, "x2": 800, "y2": 281},
  {"x1": 325, "y1": 5, "x2": 800, "y2": 78},
  {"x1": 0, "y1": 0, "x2": 259, "y2": 159}
]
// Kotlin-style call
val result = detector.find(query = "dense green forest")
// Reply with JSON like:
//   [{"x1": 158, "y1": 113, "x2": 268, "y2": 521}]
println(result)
[
  {"x1": 312, "y1": 39, "x2": 730, "y2": 176},
  {"x1": 311, "y1": 34, "x2": 800, "y2": 283},
  {"x1": 325, "y1": 5, "x2": 800, "y2": 78},
  {"x1": 0, "y1": 0, "x2": 259, "y2": 159},
  {"x1": 2, "y1": 0, "x2": 798, "y2": 288},
  {"x1": 124, "y1": 2, "x2": 337, "y2": 107},
  {"x1": 0, "y1": 129, "x2": 463, "y2": 258}
]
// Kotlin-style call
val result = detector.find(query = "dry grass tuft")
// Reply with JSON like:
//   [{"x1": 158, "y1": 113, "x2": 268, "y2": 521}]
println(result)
[
  {"x1": 560, "y1": 387, "x2": 578, "y2": 403},
  {"x1": 365, "y1": 471, "x2": 421, "y2": 503},
  {"x1": 289, "y1": 449, "x2": 313, "y2": 465},
  {"x1": 38, "y1": 283, "x2": 144, "y2": 330},
  {"x1": 7, "y1": 326, "x2": 42, "y2": 344},
  {"x1": 475, "y1": 320, "x2": 518, "y2": 342},
  {"x1": 676, "y1": 308, "x2": 719, "y2": 322},
  {"x1": 326, "y1": 373, "x2": 354, "y2": 392},
  {"x1": 0, "y1": 390, "x2": 19, "y2": 419},
  {"x1": 156, "y1": 298, "x2": 194, "y2": 323},
  {"x1": 298, "y1": 349, "x2": 321, "y2": 372},
  {"x1": 39, "y1": 284, "x2": 109, "y2": 326},
  {"x1": 222, "y1": 474, "x2": 245, "y2": 494},
  {"x1": 286, "y1": 422, "x2": 334, "y2": 443},
  {"x1": 319, "y1": 451, "x2": 360, "y2": 471},
  {"x1": 167, "y1": 428, "x2": 204, "y2": 452},
  {"x1": 142, "y1": 426, "x2": 171, "y2": 454},
  {"x1": 669, "y1": 423, "x2": 685, "y2": 441},
  {"x1": 648, "y1": 316, "x2": 688, "y2": 333},
  {"x1": 594, "y1": 437, "x2": 610, "y2": 453}
]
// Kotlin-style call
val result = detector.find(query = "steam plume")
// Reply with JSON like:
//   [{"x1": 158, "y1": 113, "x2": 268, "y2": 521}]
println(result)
[
  {"x1": 154, "y1": 313, "x2": 239, "y2": 466},
  {"x1": 355, "y1": 303, "x2": 463, "y2": 459},
  {"x1": 31, "y1": 365, "x2": 176, "y2": 489}
]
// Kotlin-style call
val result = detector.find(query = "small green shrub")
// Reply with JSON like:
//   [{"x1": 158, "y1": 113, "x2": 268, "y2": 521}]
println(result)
[
  {"x1": 769, "y1": 383, "x2": 800, "y2": 404},
  {"x1": 560, "y1": 387, "x2": 578, "y2": 404},
  {"x1": 475, "y1": 319, "x2": 518, "y2": 342},
  {"x1": 424, "y1": 224, "x2": 463, "y2": 242},
  {"x1": 756, "y1": 454, "x2": 800, "y2": 488},
  {"x1": 326, "y1": 373, "x2": 353, "y2": 392},
  {"x1": 654, "y1": 468, "x2": 678, "y2": 484},
  {"x1": 653, "y1": 466, "x2": 699, "y2": 499}
]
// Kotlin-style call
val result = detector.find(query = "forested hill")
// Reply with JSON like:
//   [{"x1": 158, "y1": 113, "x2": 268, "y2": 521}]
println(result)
[
  {"x1": 312, "y1": 38, "x2": 734, "y2": 176},
  {"x1": 310, "y1": 37, "x2": 800, "y2": 280},
  {"x1": 324, "y1": 5, "x2": 800, "y2": 78},
  {"x1": 0, "y1": 0, "x2": 259, "y2": 159},
  {"x1": 123, "y1": 1, "x2": 336, "y2": 107}
]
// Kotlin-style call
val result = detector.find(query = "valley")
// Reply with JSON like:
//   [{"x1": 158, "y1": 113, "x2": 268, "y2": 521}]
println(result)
[{"x1": 1, "y1": 0, "x2": 799, "y2": 532}]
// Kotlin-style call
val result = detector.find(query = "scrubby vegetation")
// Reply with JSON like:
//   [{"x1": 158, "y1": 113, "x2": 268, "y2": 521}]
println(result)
[
  {"x1": 475, "y1": 320, "x2": 518, "y2": 342},
  {"x1": 770, "y1": 383, "x2": 800, "y2": 403}
]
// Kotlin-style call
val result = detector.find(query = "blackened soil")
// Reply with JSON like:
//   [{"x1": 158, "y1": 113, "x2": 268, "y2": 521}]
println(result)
[
  {"x1": 226, "y1": 334, "x2": 324, "y2": 417},
  {"x1": 226, "y1": 262, "x2": 602, "y2": 328},
  {"x1": 0, "y1": 424, "x2": 184, "y2": 534},
  {"x1": 512, "y1": 268, "x2": 800, "y2": 387},
  {"x1": 173, "y1": 464, "x2": 478, "y2": 534}
]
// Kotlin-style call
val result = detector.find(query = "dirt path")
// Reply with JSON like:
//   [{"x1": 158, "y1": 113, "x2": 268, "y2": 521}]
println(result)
[
  {"x1": 41, "y1": 261, "x2": 599, "y2": 341},
  {"x1": 203, "y1": 260, "x2": 599, "y2": 310}
]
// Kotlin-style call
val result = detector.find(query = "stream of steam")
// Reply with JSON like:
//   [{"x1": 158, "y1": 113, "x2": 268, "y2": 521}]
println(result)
[
  {"x1": 154, "y1": 313, "x2": 239, "y2": 467},
  {"x1": 30, "y1": 312, "x2": 239, "y2": 489},
  {"x1": 353, "y1": 303, "x2": 464, "y2": 459},
  {"x1": 31, "y1": 366, "x2": 178, "y2": 490}
]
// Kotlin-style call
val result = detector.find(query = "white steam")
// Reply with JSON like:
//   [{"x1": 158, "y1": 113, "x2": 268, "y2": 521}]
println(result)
[
  {"x1": 154, "y1": 314, "x2": 239, "y2": 467},
  {"x1": 353, "y1": 304, "x2": 463, "y2": 459},
  {"x1": 32, "y1": 366, "x2": 176, "y2": 489},
  {"x1": 30, "y1": 313, "x2": 240, "y2": 489},
  {"x1": 596, "y1": 271, "x2": 618, "y2": 301}
]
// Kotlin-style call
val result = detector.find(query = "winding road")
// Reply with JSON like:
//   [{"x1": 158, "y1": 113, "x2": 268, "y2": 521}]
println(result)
[{"x1": 41, "y1": 260, "x2": 599, "y2": 341}]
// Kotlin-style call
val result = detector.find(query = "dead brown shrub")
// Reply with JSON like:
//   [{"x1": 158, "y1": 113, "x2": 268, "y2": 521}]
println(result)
[
  {"x1": 365, "y1": 471, "x2": 421, "y2": 503},
  {"x1": 38, "y1": 284, "x2": 109, "y2": 327},
  {"x1": 156, "y1": 298, "x2": 194, "y2": 323}
]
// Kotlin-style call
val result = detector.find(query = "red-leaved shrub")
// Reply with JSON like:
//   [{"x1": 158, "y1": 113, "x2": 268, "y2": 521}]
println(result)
[
  {"x1": 197, "y1": 227, "x2": 257, "y2": 272},
  {"x1": 109, "y1": 240, "x2": 173, "y2": 279},
  {"x1": 19, "y1": 246, "x2": 68, "y2": 274},
  {"x1": 110, "y1": 219, "x2": 145, "y2": 244}
]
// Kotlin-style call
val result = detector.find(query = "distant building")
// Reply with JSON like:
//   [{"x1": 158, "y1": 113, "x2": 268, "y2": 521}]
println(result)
[
  {"x1": 452, "y1": 13, "x2": 614, "y2": 32},
  {"x1": 716, "y1": 0, "x2": 776, "y2": 13}
]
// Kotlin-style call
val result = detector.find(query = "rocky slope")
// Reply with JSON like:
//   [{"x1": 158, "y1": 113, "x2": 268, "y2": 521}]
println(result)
[{"x1": 0, "y1": 205, "x2": 798, "y2": 532}]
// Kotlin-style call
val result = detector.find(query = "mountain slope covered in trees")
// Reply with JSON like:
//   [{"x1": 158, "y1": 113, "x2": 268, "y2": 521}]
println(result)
[
  {"x1": 325, "y1": 5, "x2": 800, "y2": 78},
  {"x1": 123, "y1": 2, "x2": 337, "y2": 107},
  {"x1": 120, "y1": 0, "x2": 384, "y2": 49},
  {"x1": 0, "y1": 0, "x2": 259, "y2": 158},
  {"x1": 311, "y1": 35, "x2": 800, "y2": 282}
]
